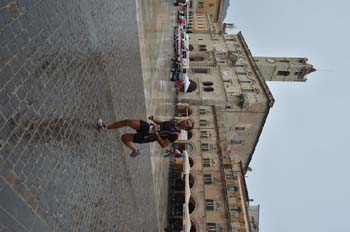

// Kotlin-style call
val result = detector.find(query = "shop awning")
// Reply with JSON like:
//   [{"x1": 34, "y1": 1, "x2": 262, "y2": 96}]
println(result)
[
  {"x1": 182, "y1": 151, "x2": 190, "y2": 175},
  {"x1": 183, "y1": 74, "x2": 190, "y2": 93}
]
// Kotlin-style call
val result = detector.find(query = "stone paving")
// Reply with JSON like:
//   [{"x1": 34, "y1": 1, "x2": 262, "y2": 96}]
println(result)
[{"x1": 0, "y1": 0, "x2": 176, "y2": 231}]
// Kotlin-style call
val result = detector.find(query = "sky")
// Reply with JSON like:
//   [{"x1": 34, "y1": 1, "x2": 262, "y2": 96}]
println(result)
[{"x1": 226, "y1": 0, "x2": 350, "y2": 231}]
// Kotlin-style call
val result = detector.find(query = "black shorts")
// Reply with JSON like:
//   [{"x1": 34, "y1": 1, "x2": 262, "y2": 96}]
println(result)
[{"x1": 132, "y1": 120, "x2": 150, "y2": 143}]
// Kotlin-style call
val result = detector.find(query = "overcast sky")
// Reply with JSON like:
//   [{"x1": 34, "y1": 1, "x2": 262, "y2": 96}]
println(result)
[{"x1": 226, "y1": 0, "x2": 350, "y2": 231}]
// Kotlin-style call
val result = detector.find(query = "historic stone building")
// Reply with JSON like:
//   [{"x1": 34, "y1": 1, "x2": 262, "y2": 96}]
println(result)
[
  {"x1": 189, "y1": 0, "x2": 230, "y2": 23},
  {"x1": 170, "y1": 30, "x2": 315, "y2": 231},
  {"x1": 180, "y1": 32, "x2": 276, "y2": 169},
  {"x1": 179, "y1": 31, "x2": 315, "y2": 168}
]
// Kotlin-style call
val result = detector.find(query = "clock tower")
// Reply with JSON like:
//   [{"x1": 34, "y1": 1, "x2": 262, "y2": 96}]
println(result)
[{"x1": 253, "y1": 57, "x2": 316, "y2": 82}]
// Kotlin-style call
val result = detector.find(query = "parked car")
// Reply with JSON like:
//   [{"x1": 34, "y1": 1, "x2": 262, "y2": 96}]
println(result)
[{"x1": 174, "y1": 0, "x2": 189, "y2": 6}]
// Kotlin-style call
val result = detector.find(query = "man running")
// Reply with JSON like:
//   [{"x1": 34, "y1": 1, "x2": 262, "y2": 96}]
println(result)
[{"x1": 97, "y1": 116, "x2": 194, "y2": 158}]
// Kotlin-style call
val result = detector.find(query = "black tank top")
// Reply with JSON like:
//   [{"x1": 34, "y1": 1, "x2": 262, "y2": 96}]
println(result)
[{"x1": 144, "y1": 119, "x2": 180, "y2": 143}]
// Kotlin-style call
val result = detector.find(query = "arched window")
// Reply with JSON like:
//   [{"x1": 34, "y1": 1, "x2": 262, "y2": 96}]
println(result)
[
  {"x1": 189, "y1": 196, "x2": 196, "y2": 214},
  {"x1": 189, "y1": 157, "x2": 194, "y2": 167},
  {"x1": 203, "y1": 81, "x2": 213, "y2": 86},
  {"x1": 204, "y1": 87, "x2": 214, "y2": 92}
]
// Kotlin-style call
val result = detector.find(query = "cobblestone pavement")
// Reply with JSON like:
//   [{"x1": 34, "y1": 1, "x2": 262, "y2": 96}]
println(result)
[{"x1": 0, "y1": 0, "x2": 175, "y2": 231}]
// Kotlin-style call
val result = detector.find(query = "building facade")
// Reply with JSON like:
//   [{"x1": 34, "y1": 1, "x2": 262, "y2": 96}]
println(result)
[
  {"x1": 179, "y1": 32, "x2": 275, "y2": 169},
  {"x1": 191, "y1": 0, "x2": 230, "y2": 23},
  {"x1": 169, "y1": 30, "x2": 315, "y2": 231}
]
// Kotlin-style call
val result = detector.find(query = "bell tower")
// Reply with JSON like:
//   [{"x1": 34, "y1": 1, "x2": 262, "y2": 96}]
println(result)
[{"x1": 253, "y1": 57, "x2": 316, "y2": 82}]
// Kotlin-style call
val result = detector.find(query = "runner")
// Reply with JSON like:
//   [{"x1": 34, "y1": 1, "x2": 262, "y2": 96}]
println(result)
[{"x1": 97, "y1": 116, "x2": 194, "y2": 158}]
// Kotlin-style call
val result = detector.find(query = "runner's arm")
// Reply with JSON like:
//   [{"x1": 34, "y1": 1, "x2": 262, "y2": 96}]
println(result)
[
  {"x1": 148, "y1": 116, "x2": 164, "y2": 125},
  {"x1": 155, "y1": 134, "x2": 170, "y2": 148}
]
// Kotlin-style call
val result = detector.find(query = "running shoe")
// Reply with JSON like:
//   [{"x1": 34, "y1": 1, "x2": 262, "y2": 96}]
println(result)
[
  {"x1": 97, "y1": 118, "x2": 107, "y2": 130},
  {"x1": 130, "y1": 149, "x2": 142, "y2": 158}
]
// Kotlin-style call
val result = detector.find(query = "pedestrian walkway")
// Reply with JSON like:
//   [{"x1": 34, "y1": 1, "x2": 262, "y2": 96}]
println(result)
[{"x1": 137, "y1": 0, "x2": 178, "y2": 230}]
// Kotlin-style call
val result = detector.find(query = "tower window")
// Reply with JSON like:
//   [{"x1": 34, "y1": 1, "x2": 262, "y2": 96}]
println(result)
[
  {"x1": 277, "y1": 71, "x2": 290, "y2": 76},
  {"x1": 209, "y1": 3, "x2": 215, "y2": 7}
]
